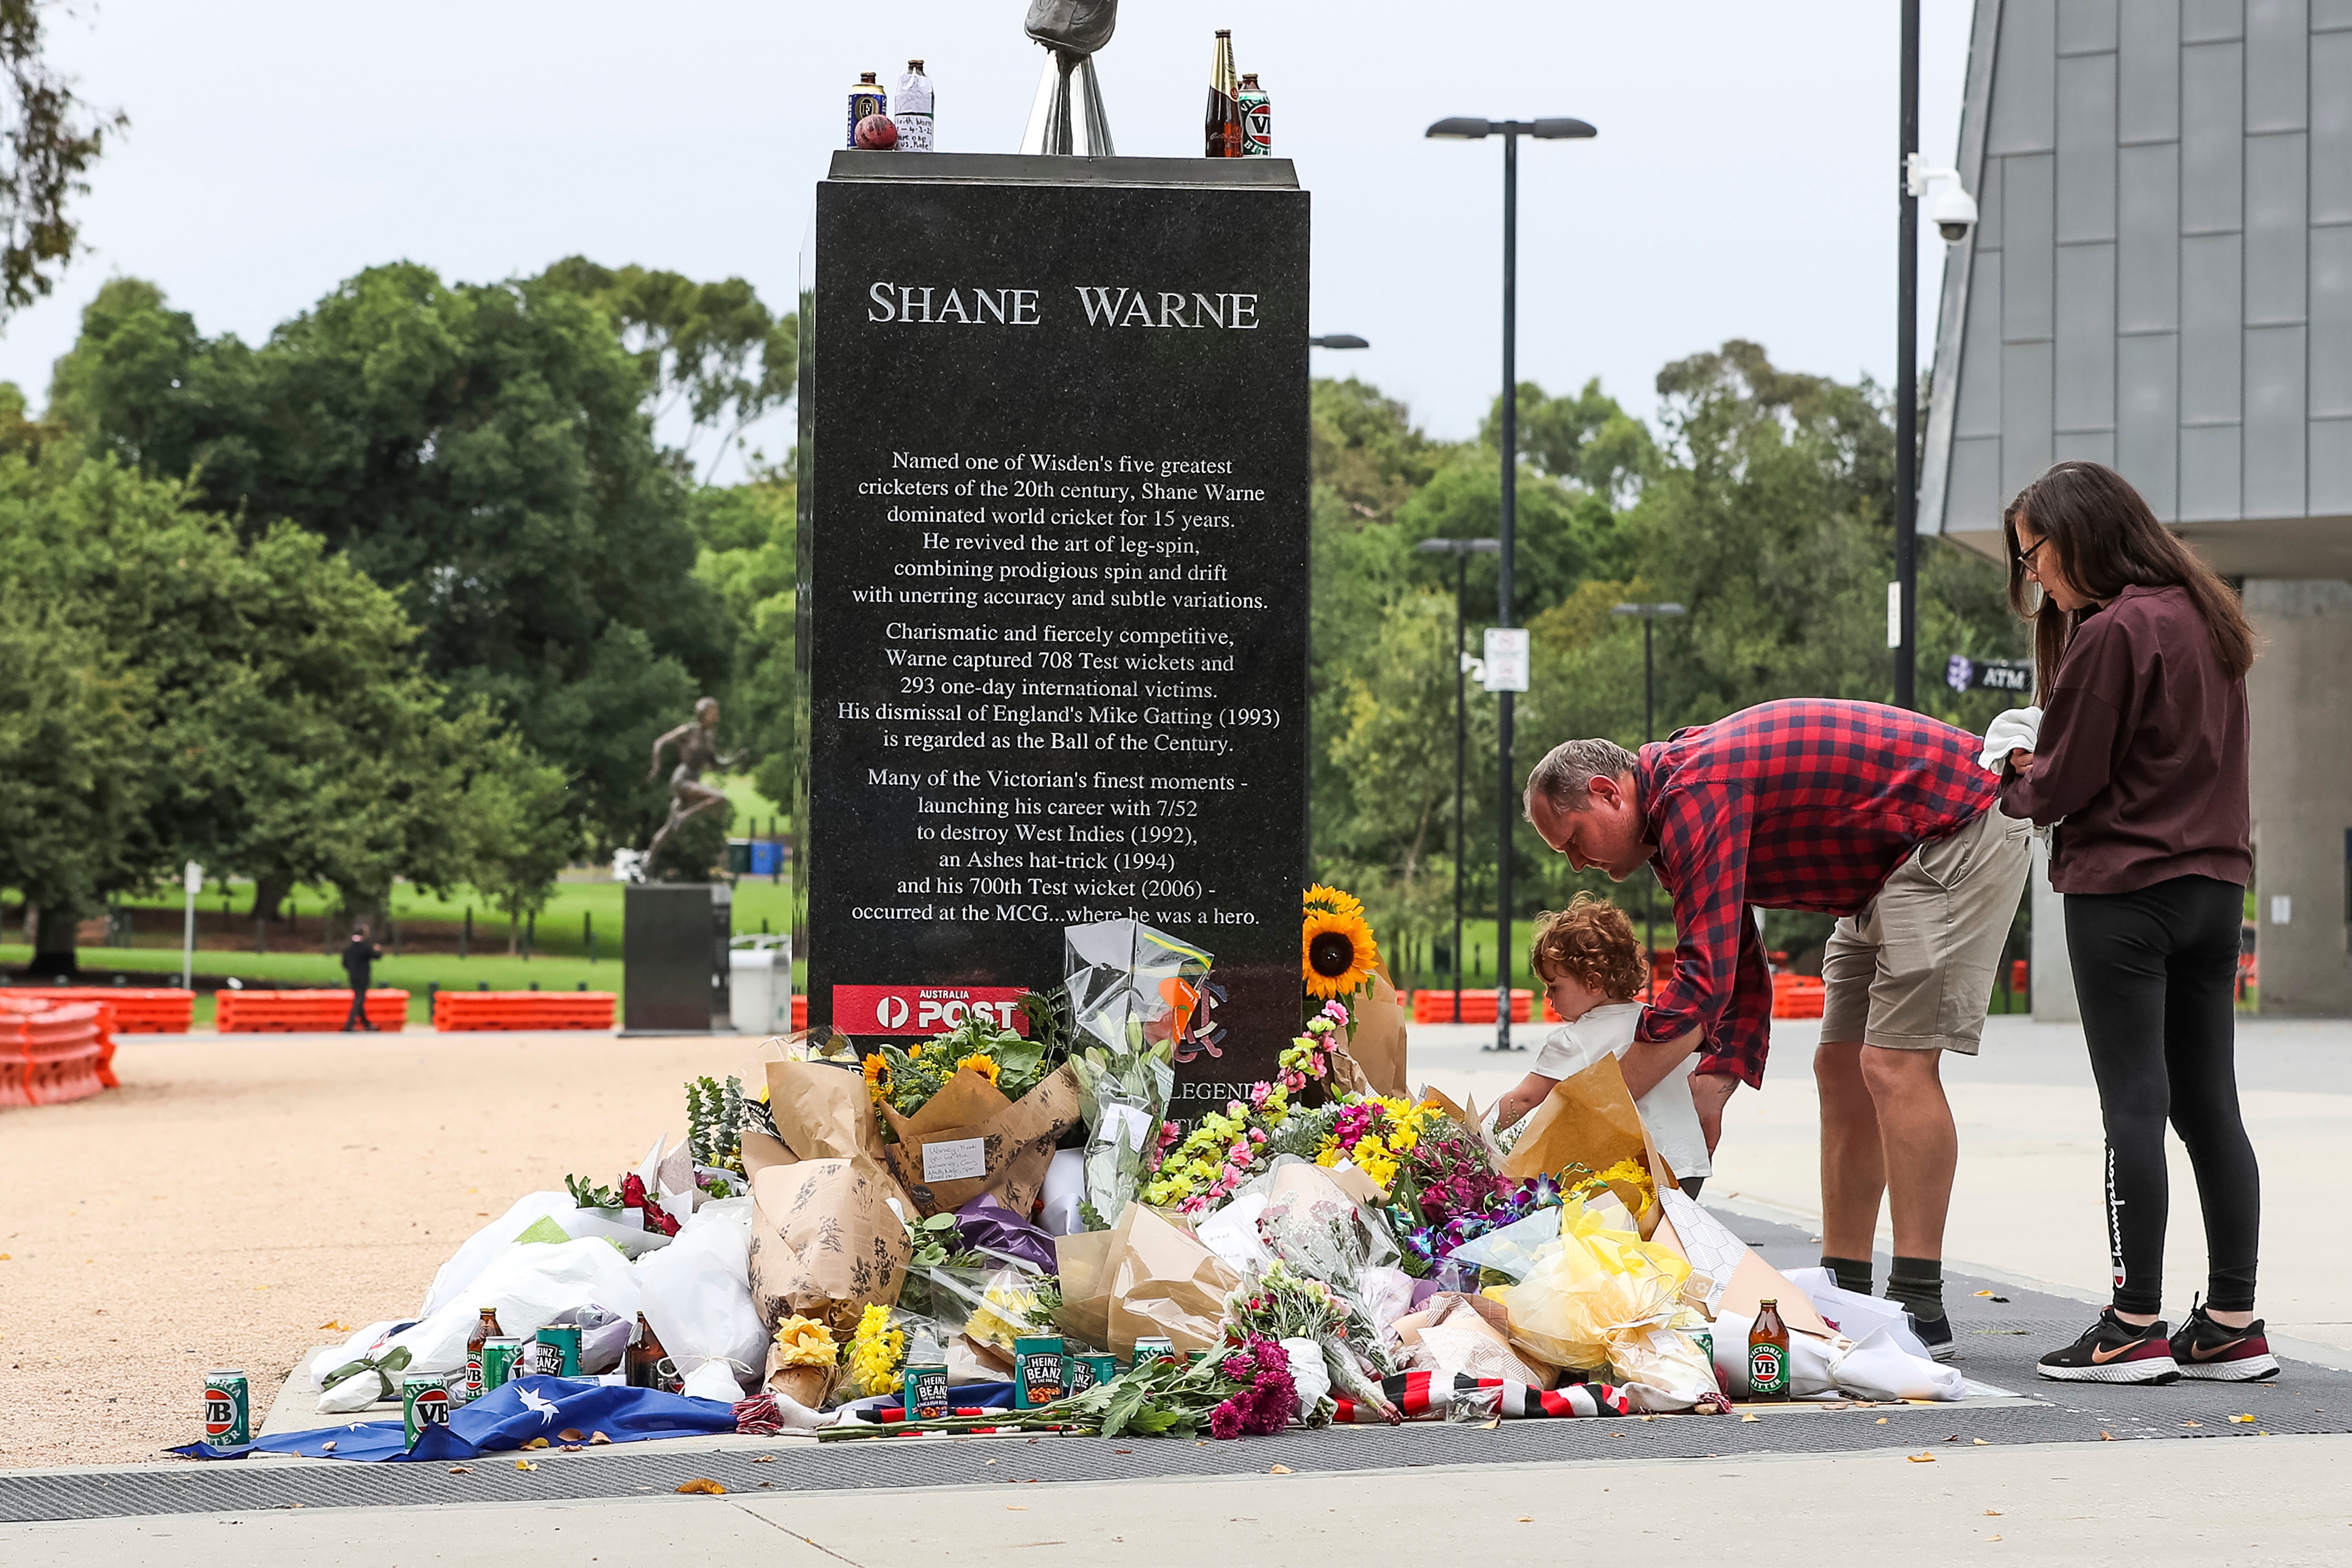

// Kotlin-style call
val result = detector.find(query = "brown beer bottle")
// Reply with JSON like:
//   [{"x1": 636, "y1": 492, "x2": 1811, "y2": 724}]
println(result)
[
  {"x1": 1748, "y1": 1297, "x2": 1791, "y2": 1398},
  {"x1": 1203, "y1": 30, "x2": 1242, "y2": 157},
  {"x1": 627, "y1": 1311, "x2": 671, "y2": 1391},
  {"x1": 465, "y1": 1307, "x2": 502, "y2": 1401}
]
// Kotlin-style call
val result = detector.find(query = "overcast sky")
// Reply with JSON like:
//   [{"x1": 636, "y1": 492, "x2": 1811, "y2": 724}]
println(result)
[{"x1": 4, "y1": 1, "x2": 1975, "y2": 480}]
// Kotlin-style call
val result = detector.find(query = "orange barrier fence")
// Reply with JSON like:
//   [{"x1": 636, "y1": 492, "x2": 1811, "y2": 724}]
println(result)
[
  {"x1": 15, "y1": 986, "x2": 193, "y2": 1033},
  {"x1": 215, "y1": 989, "x2": 408, "y2": 1033},
  {"x1": 1410, "y1": 988, "x2": 1534, "y2": 1024},
  {"x1": 1771, "y1": 973, "x2": 1826, "y2": 1020},
  {"x1": 434, "y1": 990, "x2": 616, "y2": 1031},
  {"x1": 0, "y1": 998, "x2": 112, "y2": 1105}
]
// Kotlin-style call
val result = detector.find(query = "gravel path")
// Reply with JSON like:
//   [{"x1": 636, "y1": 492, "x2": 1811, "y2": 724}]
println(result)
[{"x1": 0, "y1": 1029, "x2": 755, "y2": 1468}]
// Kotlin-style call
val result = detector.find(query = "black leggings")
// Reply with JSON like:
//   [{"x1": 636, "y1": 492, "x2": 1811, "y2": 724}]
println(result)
[{"x1": 2064, "y1": 875, "x2": 2258, "y2": 1314}]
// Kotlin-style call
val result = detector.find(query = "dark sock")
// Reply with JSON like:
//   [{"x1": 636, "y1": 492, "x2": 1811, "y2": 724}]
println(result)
[
  {"x1": 1887, "y1": 1256, "x2": 1946, "y2": 1323},
  {"x1": 1820, "y1": 1255, "x2": 1874, "y2": 1296}
]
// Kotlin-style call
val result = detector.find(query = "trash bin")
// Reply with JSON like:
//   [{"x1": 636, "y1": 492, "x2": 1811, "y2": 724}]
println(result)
[
  {"x1": 728, "y1": 935, "x2": 793, "y2": 1038},
  {"x1": 726, "y1": 838, "x2": 753, "y2": 876},
  {"x1": 748, "y1": 839, "x2": 783, "y2": 877}
]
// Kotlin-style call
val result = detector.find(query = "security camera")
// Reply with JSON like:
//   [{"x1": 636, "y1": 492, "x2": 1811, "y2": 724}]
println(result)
[{"x1": 1906, "y1": 154, "x2": 1978, "y2": 243}]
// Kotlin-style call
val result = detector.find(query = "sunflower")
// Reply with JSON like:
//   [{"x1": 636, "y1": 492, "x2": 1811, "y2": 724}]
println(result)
[
  {"x1": 861, "y1": 1052, "x2": 892, "y2": 1104},
  {"x1": 956, "y1": 1052, "x2": 1002, "y2": 1084},
  {"x1": 1303, "y1": 883, "x2": 1365, "y2": 918},
  {"x1": 1302, "y1": 907, "x2": 1379, "y2": 999}
]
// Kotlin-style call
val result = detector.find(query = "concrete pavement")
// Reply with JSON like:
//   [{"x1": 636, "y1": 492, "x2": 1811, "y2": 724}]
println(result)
[
  {"x1": 1408, "y1": 1013, "x2": 2352, "y2": 1360},
  {"x1": 6, "y1": 1437, "x2": 2349, "y2": 1566}
]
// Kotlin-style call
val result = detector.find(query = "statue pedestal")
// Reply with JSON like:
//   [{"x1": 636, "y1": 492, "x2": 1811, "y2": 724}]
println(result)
[{"x1": 621, "y1": 882, "x2": 735, "y2": 1035}]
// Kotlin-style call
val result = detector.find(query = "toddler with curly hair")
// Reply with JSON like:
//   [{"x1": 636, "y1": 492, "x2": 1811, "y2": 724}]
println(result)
[{"x1": 1491, "y1": 893, "x2": 1711, "y2": 1196}]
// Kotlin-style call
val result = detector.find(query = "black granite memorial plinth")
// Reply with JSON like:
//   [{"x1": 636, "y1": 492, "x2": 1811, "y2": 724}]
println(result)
[{"x1": 795, "y1": 152, "x2": 1310, "y2": 1104}]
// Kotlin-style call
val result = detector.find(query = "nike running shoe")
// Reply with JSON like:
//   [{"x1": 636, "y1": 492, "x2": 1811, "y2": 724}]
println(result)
[
  {"x1": 2169, "y1": 1302, "x2": 2281, "y2": 1382},
  {"x1": 2036, "y1": 1309, "x2": 2179, "y2": 1384}
]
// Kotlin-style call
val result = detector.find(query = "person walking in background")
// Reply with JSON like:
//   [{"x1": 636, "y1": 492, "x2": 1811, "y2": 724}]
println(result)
[
  {"x1": 1523, "y1": 700, "x2": 2030, "y2": 1360},
  {"x1": 1997, "y1": 462, "x2": 2276, "y2": 1385},
  {"x1": 341, "y1": 922, "x2": 383, "y2": 1033}
]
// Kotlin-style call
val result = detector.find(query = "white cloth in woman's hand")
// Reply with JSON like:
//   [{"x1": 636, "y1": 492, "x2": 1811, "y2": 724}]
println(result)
[{"x1": 1978, "y1": 706, "x2": 2043, "y2": 772}]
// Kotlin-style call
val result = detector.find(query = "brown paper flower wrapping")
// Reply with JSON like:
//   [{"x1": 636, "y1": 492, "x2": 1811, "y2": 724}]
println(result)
[
  {"x1": 878, "y1": 1062, "x2": 1082, "y2": 1218},
  {"x1": 746, "y1": 1158, "x2": 913, "y2": 1341},
  {"x1": 1499, "y1": 1053, "x2": 1679, "y2": 1237},
  {"x1": 1053, "y1": 1202, "x2": 1240, "y2": 1358}
]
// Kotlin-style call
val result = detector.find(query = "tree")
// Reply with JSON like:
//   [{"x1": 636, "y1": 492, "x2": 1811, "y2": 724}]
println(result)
[
  {"x1": 535, "y1": 257, "x2": 800, "y2": 482},
  {"x1": 46, "y1": 267, "x2": 728, "y2": 855},
  {"x1": 459, "y1": 725, "x2": 577, "y2": 953},
  {"x1": 0, "y1": 447, "x2": 556, "y2": 969},
  {"x1": 0, "y1": 0, "x2": 122, "y2": 319},
  {"x1": 689, "y1": 465, "x2": 797, "y2": 818}
]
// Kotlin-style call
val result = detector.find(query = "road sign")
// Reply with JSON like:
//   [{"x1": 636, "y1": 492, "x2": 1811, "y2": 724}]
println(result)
[{"x1": 1481, "y1": 628, "x2": 1530, "y2": 692}]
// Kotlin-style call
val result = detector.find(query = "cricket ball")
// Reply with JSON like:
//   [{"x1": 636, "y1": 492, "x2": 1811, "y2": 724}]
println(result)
[{"x1": 854, "y1": 114, "x2": 898, "y2": 150}]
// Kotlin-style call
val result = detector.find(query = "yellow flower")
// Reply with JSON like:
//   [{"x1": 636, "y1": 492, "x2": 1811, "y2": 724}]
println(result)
[
  {"x1": 909, "y1": 1043, "x2": 923, "y2": 1058},
  {"x1": 1302, "y1": 908, "x2": 1380, "y2": 999},
  {"x1": 771, "y1": 1316, "x2": 839, "y2": 1369},
  {"x1": 845, "y1": 1304, "x2": 906, "y2": 1396},
  {"x1": 956, "y1": 1053, "x2": 1001, "y2": 1084},
  {"x1": 1303, "y1": 884, "x2": 1365, "y2": 918}
]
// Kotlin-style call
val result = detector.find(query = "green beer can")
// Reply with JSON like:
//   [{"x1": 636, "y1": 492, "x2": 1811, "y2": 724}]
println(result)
[
  {"x1": 480, "y1": 1336, "x2": 526, "y2": 1394},
  {"x1": 1013, "y1": 1335, "x2": 1066, "y2": 1409},
  {"x1": 202, "y1": 1369, "x2": 250, "y2": 1446},
  {"x1": 1130, "y1": 1336, "x2": 1176, "y2": 1370},
  {"x1": 401, "y1": 1373, "x2": 452, "y2": 1448},
  {"x1": 1067, "y1": 1352, "x2": 1118, "y2": 1396},
  {"x1": 535, "y1": 1323, "x2": 583, "y2": 1378}
]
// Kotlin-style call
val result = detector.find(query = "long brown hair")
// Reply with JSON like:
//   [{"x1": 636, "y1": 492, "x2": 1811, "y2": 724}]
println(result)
[{"x1": 2002, "y1": 461, "x2": 2255, "y2": 702}]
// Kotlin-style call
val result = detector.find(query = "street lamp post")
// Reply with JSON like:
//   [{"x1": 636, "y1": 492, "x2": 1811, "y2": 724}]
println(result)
[
  {"x1": 1893, "y1": 0, "x2": 1921, "y2": 710},
  {"x1": 1417, "y1": 537, "x2": 1500, "y2": 1024},
  {"x1": 1612, "y1": 602, "x2": 1686, "y2": 995},
  {"x1": 1428, "y1": 113, "x2": 1595, "y2": 1051}
]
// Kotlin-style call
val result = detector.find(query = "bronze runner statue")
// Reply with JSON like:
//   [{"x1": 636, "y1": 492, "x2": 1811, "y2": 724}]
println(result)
[{"x1": 645, "y1": 697, "x2": 737, "y2": 868}]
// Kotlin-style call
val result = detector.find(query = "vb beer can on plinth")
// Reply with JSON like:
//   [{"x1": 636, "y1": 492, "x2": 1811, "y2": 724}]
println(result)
[
  {"x1": 401, "y1": 1374, "x2": 452, "y2": 1448},
  {"x1": 1013, "y1": 1335, "x2": 1066, "y2": 1409},
  {"x1": 535, "y1": 1323, "x2": 583, "y2": 1378},
  {"x1": 202, "y1": 1369, "x2": 251, "y2": 1447},
  {"x1": 1068, "y1": 1353, "x2": 1118, "y2": 1396},
  {"x1": 480, "y1": 1336, "x2": 526, "y2": 1394}
]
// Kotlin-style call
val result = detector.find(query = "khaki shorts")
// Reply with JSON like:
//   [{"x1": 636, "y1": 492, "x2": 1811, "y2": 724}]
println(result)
[{"x1": 1819, "y1": 803, "x2": 2032, "y2": 1054}]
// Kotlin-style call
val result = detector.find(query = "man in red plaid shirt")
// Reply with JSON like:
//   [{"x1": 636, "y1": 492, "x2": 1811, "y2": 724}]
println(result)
[{"x1": 1524, "y1": 699, "x2": 2030, "y2": 1357}]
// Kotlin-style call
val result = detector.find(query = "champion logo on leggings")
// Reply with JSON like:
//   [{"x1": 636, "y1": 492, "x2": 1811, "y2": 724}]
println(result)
[{"x1": 2105, "y1": 1143, "x2": 2128, "y2": 1290}]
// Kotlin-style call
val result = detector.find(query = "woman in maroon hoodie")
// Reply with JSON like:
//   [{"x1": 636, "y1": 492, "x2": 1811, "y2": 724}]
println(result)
[{"x1": 1999, "y1": 461, "x2": 2275, "y2": 1385}]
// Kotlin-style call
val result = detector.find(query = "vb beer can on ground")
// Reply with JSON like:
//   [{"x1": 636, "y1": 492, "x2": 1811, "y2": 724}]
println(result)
[
  {"x1": 1691, "y1": 1329, "x2": 1719, "y2": 1391},
  {"x1": 1068, "y1": 1352, "x2": 1118, "y2": 1396},
  {"x1": 480, "y1": 1336, "x2": 526, "y2": 1394},
  {"x1": 202, "y1": 1369, "x2": 251, "y2": 1446},
  {"x1": 1130, "y1": 1336, "x2": 1175, "y2": 1370},
  {"x1": 535, "y1": 1323, "x2": 582, "y2": 1378},
  {"x1": 401, "y1": 1374, "x2": 452, "y2": 1448},
  {"x1": 1013, "y1": 1335, "x2": 1066, "y2": 1408}
]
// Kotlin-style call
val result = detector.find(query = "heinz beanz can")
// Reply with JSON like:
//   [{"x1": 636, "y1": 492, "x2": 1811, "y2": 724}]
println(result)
[
  {"x1": 535, "y1": 1323, "x2": 582, "y2": 1378},
  {"x1": 904, "y1": 1361, "x2": 951, "y2": 1420},
  {"x1": 402, "y1": 1374, "x2": 452, "y2": 1447},
  {"x1": 1068, "y1": 1352, "x2": 1118, "y2": 1396},
  {"x1": 480, "y1": 1336, "x2": 526, "y2": 1394},
  {"x1": 1013, "y1": 1335, "x2": 1066, "y2": 1408},
  {"x1": 203, "y1": 1369, "x2": 250, "y2": 1446}
]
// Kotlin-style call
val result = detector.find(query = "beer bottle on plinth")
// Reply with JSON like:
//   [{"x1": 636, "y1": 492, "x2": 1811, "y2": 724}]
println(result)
[
  {"x1": 1748, "y1": 1297, "x2": 1791, "y2": 1398},
  {"x1": 1237, "y1": 72, "x2": 1270, "y2": 156},
  {"x1": 1203, "y1": 31, "x2": 1242, "y2": 157},
  {"x1": 463, "y1": 1306, "x2": 502, "y2": 1404}
]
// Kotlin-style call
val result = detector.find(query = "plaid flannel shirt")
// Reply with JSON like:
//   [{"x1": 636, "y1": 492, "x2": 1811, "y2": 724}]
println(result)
[{"x1": 1631, "y1": 700, "x2": 1998, "y2": 1087}]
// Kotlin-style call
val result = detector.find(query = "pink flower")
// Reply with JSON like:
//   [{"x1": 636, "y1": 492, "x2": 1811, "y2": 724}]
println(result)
[
  {"x1": 1250, "y1": 1338, "x2": 1289, "y2": 1375},
  {"x1": 1220, "y1": 1354, "x2": 1256, "y2": 1382},
  {"x1": 1249, "y1": 1083, "x2": 1272, "y2": 1109},
  {"x1": 1248, "y1": 1127, "x2": 1268, "y2": 1145},
  {"x1": 1209, "y1": 1399, "x2": 1244, "y2": 1440}
]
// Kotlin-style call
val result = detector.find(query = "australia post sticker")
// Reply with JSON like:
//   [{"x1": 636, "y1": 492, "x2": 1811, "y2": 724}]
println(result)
[{"x1": 922, "y1": 1137, "x2": 988, "y2": 1184}]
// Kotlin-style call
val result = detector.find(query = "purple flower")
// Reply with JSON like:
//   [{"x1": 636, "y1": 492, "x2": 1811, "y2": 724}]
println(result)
[
  {"x1": 1250, "y1": 1338, "x2": 1289, "y2": 1375},
  {"x1": 1220, "y1": 1354, "x2": 1256, "y2": 1383},
  {"x1": 1209, "y1": 1399, "x2": 1245, "y2": 1440}
]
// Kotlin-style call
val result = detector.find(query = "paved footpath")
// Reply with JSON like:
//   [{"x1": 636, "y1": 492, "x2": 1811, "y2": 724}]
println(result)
[
  {"x1": 5, "y1": 1437, "x2": 2350, "y2": 1566},
  {"x1": 1413, "y1": 1012, "x2": 2352, "y2": 1363}
]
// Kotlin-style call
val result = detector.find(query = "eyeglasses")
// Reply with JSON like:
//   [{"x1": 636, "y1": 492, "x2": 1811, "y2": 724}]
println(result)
[{"x1": 2014, "y1": 535, "x2": 2050, "y2": 573}]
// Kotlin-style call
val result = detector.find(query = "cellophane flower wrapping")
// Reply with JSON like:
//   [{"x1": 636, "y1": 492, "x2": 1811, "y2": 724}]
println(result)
[
  {"x1": 1223, "y1": 1259, "x2": 1397, "y2": 1424},
  {"x1": 1069, "y1": 1031, "x2": 1175, "y2": 1230},
  {"x1": 1253, "y1": 1161, "x2": 1402, "y2": 1372},
  {"x1": 1487, "y1": 1195, "x2": 1694, "y2": 1373}
]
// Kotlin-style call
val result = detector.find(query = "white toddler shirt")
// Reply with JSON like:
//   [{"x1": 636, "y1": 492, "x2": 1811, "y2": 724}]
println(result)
[{"x1": 1530, "y1": 1000, "x2": 1713, "y2": 1180}]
